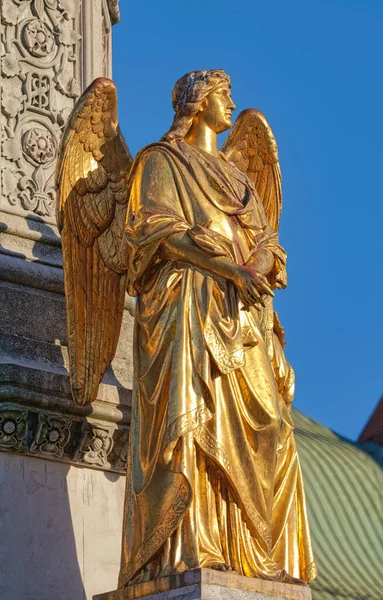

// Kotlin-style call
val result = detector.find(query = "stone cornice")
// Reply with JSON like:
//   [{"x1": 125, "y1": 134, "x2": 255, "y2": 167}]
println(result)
[
  {"x1": 0, "y1": 401, "x2": 129, "y2": 474},
  {"x1": 0, "y1": 363, "x2": 131, "y2": 473}
]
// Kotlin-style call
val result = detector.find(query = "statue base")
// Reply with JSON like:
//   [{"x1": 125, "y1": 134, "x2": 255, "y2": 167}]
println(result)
[{"x1": 94, "y1": 569, "x2": 312, "y2": 600}]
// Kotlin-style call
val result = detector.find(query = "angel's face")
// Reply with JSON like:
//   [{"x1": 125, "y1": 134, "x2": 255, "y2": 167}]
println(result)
[{"x1": 199, "y1": 83, "x2": 236, "y2": 134}]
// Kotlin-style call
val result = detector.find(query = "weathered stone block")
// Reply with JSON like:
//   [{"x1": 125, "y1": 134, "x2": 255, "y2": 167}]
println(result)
[{"x1": 94, "y1": 570, "x2": 312, "y2": 600}]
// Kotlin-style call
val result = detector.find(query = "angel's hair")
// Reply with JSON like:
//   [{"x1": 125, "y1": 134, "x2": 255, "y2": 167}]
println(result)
[{"x1": 161, "y1": 69, "x2": 231, "y2": 142}]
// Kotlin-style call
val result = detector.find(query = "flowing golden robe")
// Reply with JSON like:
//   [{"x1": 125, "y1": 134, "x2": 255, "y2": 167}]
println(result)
[{"x1": 119, "y1": 141, "x2": 316, "y2": 586}]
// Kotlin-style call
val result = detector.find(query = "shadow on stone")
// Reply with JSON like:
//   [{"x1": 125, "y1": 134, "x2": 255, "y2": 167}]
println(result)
[{"x1": 0, "y1": 454, "x2": 86, "y2": 599}]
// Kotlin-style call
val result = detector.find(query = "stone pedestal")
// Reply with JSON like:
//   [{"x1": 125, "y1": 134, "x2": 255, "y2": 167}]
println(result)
[{"x1": 94, "y1": 570, "x2": 312, "y2": 600}]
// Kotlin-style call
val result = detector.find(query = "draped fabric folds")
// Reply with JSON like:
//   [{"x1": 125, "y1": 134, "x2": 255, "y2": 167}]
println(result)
[{"x1": 119, "y1": 141, "x2": 316, "y2": 587}]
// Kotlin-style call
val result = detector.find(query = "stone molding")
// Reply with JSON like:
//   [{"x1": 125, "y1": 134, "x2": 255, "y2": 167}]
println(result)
[{"x1": 0, "y1": 400, "x2": 129, "y2": 473}]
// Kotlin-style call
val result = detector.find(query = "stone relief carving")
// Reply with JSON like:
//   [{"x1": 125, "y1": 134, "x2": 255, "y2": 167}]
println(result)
[
  {"x1": 0, "y1": 408, "x2": 28, "y2": 451},
  {"x1": 30, "y1": 412, "x2": 72, "y2": 457},
  {"x1": 0, "y1": 403, "x2": 128, "y2": 472},
  {"x1": 74, "y1": 422, "x2": 114, "y2": 468},
  {"x1": 22, "y1": 126, "x2": 56, "y2": 164},
  {"x1": 22, "y1": 18, "x2": 55, "y2": 57},
  {"x1": 1, "y1": 0, "x2": 82, "y2": 218}
]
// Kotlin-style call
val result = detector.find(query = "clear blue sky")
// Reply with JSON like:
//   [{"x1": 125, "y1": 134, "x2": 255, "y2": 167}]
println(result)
[{"x1": 112, "y1": 0, "x2": 383, "y2": 441}]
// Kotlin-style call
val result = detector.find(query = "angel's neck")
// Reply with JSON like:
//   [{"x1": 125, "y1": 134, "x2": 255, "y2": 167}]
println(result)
[{"x1": 184, "y1": 121, "x2": 219, "y2": 157}]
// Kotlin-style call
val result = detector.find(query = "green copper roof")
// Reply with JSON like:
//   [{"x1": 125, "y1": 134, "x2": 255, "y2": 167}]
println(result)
[{"x1": 293, "y1": 409, "x2": 383, "y2": 600}]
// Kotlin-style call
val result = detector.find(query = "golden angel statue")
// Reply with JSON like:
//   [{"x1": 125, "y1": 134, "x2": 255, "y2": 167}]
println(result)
[{"x1": 56, "y1": 70, "x2": 317, "y2": 588}]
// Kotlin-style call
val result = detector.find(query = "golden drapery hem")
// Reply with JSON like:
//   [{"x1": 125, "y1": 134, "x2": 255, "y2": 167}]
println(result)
[{"x1": 119, "y1": 141, "x2": 316, "y2": 587}]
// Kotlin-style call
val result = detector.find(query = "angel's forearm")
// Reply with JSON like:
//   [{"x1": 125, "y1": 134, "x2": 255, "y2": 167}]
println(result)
[{"x1": 161, "y1": 232, "x2": 238, "y2": 282}]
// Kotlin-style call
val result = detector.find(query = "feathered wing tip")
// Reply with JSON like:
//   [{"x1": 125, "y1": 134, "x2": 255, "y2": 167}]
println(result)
[
  {"x1": 56, "y1": 78, "x2": 133, "y2": 405},
  {"x1": 221, "y1": 108, "x2": 282, "y2": 231}
]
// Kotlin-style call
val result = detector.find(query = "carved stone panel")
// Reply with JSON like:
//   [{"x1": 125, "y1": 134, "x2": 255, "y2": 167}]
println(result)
[
  {"x1": 0, "y1": 407, "x2": 28, "y2": 451},
  {"x1": 74, "y1": 421, "x2": 115, "y2": 468},
  {"x1": 30, "y1": 412, "x2": 72, "y2": 457},
  {"x1": 1, "y1": 0, "x2": 82, "y2": 219},
  {"x1": 1, "y1": 0, "x2": 117, "y2": 222}
]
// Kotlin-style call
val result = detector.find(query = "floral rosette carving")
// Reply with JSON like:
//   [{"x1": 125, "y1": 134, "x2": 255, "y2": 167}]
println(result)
[
  {"x1": 30, "y1": 414, "x2": 72, "y2": 457},
  {"x1": 11, "y1": 125, "x2": 57, "y2": 215},
  {"x1": 74, "y1": 423, "x2": 114, "y2": 468},
  {"x1": 22, "y1": 127, "x2": 56, "y2": 165},
  {"x1": 22, "y1": 18, "x2": 55, "y2": 58},
  {"x1": 0, "y1": 409, "x2": 28, "y2": 451}
]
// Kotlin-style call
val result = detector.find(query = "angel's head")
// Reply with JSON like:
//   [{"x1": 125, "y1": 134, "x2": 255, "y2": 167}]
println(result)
[{"x1": 162, "y1": 69, "x2": 236, "y2": 142}]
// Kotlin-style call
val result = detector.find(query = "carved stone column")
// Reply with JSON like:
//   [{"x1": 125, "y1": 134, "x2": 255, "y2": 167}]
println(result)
[
  {"x1": 0, "y1": 2, "x2": 132, "y2": 598},
  {"x1": 0, "y1": 0, "x2": 131, "y2": 473}
]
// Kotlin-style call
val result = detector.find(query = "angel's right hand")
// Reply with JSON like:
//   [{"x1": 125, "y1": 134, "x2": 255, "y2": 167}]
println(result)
[
  {"x1": 245, "y1": 248, "x2": 274, "y2": 276},
  {"x1": 232, "y1": 265, "x2": 274, "y2": 308}
]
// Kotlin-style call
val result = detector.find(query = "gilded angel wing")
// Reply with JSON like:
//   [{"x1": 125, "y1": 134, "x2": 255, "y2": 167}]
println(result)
[
  {"x1": 56, "y1": 78, "x2": 133, "y2": 405},
  {"x1": 222, "y1": 109, "x2": 287, "y2": 362},
  {"x1": 221, "y1": 109, "x2": 281, "y2": 231}
]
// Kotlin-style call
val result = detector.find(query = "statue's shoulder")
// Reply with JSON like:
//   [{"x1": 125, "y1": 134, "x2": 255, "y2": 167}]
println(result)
[
  {"x1": 136, "y1": 141, "x2": 175, "y2": 160},
  {"x1": 131, "y1": 141, "x2": 187, "y2": 178}
]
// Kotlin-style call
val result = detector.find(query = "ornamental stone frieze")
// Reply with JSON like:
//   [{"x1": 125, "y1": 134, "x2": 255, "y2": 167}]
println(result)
[
  {"x1": 0, "y1": 0, "x2": 131, "y2": 474},
  {"x1": 0, "y1": 402, "x2": 129, "y2": 472}
]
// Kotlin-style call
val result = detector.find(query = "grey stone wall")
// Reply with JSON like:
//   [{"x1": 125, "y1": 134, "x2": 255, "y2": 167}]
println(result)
[{"x1": 0, "y1": 2, "x2": 130, "y2": 598}]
